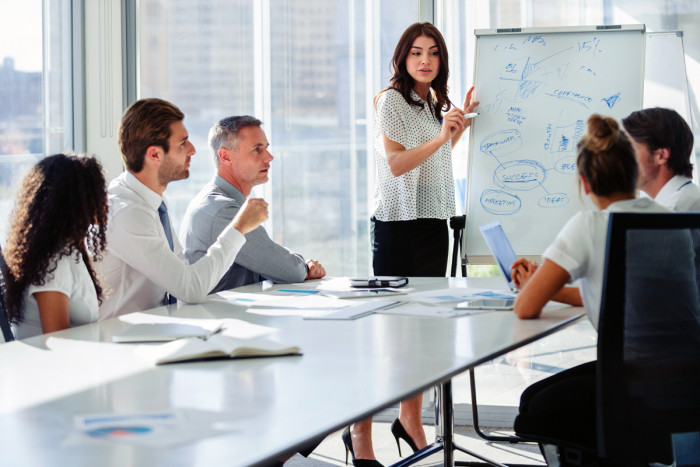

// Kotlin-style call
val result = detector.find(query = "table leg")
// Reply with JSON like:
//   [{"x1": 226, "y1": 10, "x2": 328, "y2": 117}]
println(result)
[
  {"x1": 438, "y1": 380, "x2": 455, "y2": 466},
  {"x1": 391, "y1": 379, "x2": 508, "y2": 467}
]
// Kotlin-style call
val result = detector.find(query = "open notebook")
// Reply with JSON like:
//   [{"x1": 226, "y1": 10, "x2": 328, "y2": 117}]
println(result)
[{"x1": 135, "y1": 335, "x2": 301, "y2": 365}]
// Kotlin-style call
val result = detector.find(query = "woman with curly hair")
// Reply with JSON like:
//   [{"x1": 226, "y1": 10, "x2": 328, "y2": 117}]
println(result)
[{"x1": 4, "y1": 153, "x2": 108, "y2": 339}]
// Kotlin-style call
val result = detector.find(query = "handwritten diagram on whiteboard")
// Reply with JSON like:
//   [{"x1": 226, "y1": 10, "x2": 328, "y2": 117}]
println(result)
[{"x1": 465, "y1": 26, "x2": 644, "y2": 259}]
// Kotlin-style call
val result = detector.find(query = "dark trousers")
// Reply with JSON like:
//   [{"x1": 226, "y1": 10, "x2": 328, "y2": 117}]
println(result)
[
  {"x1": 371, "y1": 217, "x2": 448, "y2": 277},
  {"x1": 516, "y1": 360, "x2": 597, "y2": 449}
]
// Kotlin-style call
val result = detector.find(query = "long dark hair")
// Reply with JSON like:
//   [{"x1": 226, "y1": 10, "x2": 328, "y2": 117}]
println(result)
[
  {"x1": 577, "y1": 115, "x2": 637, "y2": 197},
  {"x1": 4, "y1": 154, "x2": 108, "y2": 324},
  {"x1": 379, "y1": 22, "x2": 452, "y2": 121}
]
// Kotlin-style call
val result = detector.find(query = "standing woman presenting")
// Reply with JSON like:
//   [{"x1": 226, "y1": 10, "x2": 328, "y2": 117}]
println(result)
[{"x1": 343, "y1": 22, "x2": 478, "y2": 466}]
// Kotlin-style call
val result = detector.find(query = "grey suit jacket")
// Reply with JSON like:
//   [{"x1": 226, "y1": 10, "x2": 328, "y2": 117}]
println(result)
[{"x1": 180, "y1": 176, "x2": 307, "y2": 292}]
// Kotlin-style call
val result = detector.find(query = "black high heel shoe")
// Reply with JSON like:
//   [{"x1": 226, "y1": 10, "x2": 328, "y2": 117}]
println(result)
[
  {"x1": 390, "y1": 418, "x2": 419, "y2": 457},
  {"x1": 341, "y1": 427, "x2": 384, "y2": 467}
]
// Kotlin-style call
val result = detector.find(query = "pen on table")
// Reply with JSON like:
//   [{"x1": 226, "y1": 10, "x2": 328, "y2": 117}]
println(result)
[
  {"x1": 202, "y1": 324, "x2": 225, "y2": 341},
  {"x1": 463, "y1": 112, "x2": 479, "y2": 119}
]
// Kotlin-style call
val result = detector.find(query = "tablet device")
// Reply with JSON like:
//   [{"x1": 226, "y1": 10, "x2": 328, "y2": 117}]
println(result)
[
  {"x1": 455, "y1": 298, "x2": 515, "y2": 311},
  {"x1": 350, "y1": 276, "x2": 408, "y2": 288},
  {"x1": 479, "y1": 221, "x2": 519, "y2": 292}
]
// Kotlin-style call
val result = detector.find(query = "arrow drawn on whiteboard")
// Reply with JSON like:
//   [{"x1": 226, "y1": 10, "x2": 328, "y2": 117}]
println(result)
[{"x1": 601, "y1": 92, "x2": 621, "y2": 109}]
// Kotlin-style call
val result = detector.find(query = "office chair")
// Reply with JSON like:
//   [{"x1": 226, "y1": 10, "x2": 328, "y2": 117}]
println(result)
[
  {"x1": 0, "y1": 246, "x2": 15, "y2": 342},
  {"x1": 515, "y1": 213, "x2": 700, "y2": 466}
]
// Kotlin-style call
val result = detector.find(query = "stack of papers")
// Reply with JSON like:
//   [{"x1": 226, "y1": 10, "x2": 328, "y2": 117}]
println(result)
[
  {"x1": 319, "y1": 289, "x2": 406, "y2": 299},
  {"x1": 112, "y1": 323, "x2": 223, "y2": 343}
]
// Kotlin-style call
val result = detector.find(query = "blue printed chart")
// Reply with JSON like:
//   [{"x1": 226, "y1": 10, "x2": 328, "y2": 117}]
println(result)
[{"x1": 465, "y1": 26, "x2": 645, "y2": 259}]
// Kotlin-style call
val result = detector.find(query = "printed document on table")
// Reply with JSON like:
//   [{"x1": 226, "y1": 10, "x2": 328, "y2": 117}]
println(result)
[
  {"x1": 409, "y1": 288, "x2": 515, "y2": 304},
  {"x1": 68, "y1": 409, "x2": 250, "y2": 448}
]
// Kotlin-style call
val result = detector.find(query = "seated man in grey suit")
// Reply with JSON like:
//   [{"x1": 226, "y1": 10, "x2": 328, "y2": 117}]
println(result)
[{"x1": 181, "y1": 116, "x2": 326, "y2": 292}]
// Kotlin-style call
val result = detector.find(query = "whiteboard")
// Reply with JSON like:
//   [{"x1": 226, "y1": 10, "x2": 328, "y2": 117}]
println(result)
[
  {"x1": 464, "y1": 25, "x2": 645, "y2": 261},
  {"x1": 644, "y1": 32, "x2": 691, "y2": 118}
]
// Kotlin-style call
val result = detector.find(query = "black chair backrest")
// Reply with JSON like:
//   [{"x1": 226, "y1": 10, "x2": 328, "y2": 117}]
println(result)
[
  {"x1": 597, "y1": 213, "x2": 700, "y2": 463},
  {"x1": 0, "y1": 246, "x2": 15, "y2": 342}
]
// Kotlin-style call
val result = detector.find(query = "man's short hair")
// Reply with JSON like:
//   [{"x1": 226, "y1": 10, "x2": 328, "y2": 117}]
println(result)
[
  {"x1": 622, "y1": 107, "x2": 695, "y2": 178},
  {"x1": 118, "y1": 98, "x2": 185, "y2": 173},
  {"x1": 208, "y1": 116, "x2": 263, "y2": 168}
]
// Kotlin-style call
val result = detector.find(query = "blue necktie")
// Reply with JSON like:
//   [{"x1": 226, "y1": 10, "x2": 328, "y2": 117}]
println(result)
[
  {"x1": 158, "y1": 202, "x2": 174, "y2": 251},
  {"x1": 158, "y1": 202, "x2": 176, "y2": 304}
]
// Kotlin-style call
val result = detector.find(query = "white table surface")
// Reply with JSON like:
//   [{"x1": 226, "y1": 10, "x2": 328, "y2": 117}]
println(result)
[{"x1": 0, "y1": 277, "x2": 582, "y2": 466}]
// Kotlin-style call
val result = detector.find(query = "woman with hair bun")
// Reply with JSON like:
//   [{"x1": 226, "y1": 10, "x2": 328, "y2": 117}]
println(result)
[
  {"x1": 511, "y1": 114, "x2": 666, "y2": 327},
  {"x1": 508, "y1": 114, "x2": 668, "y2": 454},
  {"x1": 4, "y1": 153, "x2": 108, "y2": 338}
]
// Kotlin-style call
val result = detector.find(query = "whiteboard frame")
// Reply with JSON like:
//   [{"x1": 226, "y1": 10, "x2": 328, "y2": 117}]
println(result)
[{"x1": 463, "y1": 24, "x2": 646, "y2": 267}]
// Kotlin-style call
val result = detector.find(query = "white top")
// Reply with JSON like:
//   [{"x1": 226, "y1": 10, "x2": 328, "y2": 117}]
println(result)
[
  {"x1": 653, "y1": 175, "x2": 700, "y2": 212},
  {"x1": 543, "y1": 197, "x2": 668, "y2": 330},
  {"x1": 372, "y1": 88, "x2": 455, "y2": 221},
  {"x1": 97, "y1": 172, "x2": 246, "y2": 320},
  {"x1": 14, "y1": 252, "x2": 98, "y2": 339}
]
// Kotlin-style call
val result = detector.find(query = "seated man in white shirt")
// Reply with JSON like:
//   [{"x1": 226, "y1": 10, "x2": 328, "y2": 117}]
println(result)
[
  {"x1": 180, "y1": 116, "x2": 325, "y2": 291},
  {"x1": 622, "y1": 107, "x2": 700, "y2": 212},
  {"x1": 97, "y1": 98, "x2": 268, "y2": 319}
]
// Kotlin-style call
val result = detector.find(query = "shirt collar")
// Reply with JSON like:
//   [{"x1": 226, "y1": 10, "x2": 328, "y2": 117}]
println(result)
[
  {"x1": 409, "y1": 89, "x2": 431, "y2": 106},
  {"x1": 122, "y1": 171, "x2": 166, "y2": 211},
  {"x1": 656, "y1": 175, "x2": 692, "y2": 202},
  {"x1": 214, "y1": 175, "x2": 246, "y2": 204}
]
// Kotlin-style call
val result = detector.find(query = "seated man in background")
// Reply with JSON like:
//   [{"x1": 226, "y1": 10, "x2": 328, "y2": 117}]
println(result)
[
  {"x1": 181, "y1": 115, "x2": 325, "y2": 292},
  {"x1": 98, "y1": 99, "x2": 268, "y2": 319},
  {"x1": 622, "y1": 107, "x2": 700, "y2": 211}
]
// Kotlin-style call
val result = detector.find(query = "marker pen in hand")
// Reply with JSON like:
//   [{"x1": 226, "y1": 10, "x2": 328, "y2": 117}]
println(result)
[{"x1": 463, "y1": 112, "x2": 479, "y2": 119}]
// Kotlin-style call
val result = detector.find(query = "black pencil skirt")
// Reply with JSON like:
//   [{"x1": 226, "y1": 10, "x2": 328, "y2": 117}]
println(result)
[{"x1": 370, "y1": 217, "x2": 448, "y2": 277}]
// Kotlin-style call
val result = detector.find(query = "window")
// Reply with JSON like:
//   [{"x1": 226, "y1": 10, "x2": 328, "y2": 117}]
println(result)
[
  {"x1": 136, "y1": 0, "x2": 420, "y2": 276},
  {"x1": 0, "y1": 0, "x2": 76, "y2": 241}
]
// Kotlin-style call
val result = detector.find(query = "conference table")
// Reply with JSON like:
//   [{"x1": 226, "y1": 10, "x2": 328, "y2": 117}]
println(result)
[{"x1": 0, "y1": 277, "x2": 582, "y2": 466}]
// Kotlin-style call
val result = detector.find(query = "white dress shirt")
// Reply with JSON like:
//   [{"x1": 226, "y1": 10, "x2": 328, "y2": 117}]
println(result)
[
  {"x1": 97, "y1": 172, "x2": 246, "y2": 319},
  {"x1": 543, "y1": 198, "x2": 668, "y2": 330},
  {"x1": 653, "y1": 175, "x2": 700, "y2": 212}
]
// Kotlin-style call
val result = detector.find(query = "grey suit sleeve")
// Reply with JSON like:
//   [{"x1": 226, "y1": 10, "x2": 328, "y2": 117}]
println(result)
[
  {"x1": 183, "y1": 201, "x2": 307, "y2": 284},
  {"x1": 236, "y1": 224, "x2": 308, "y2": 283}
]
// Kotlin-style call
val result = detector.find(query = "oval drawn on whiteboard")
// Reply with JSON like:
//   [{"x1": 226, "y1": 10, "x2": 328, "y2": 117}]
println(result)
[
  {"x1": 554, "y1": 156, "x2": 577, "y2": 174},
  {"x1": 480, "y1": 190, "x2": 522, "y2": 215},
  {"x1": 538, "y1": 193, "x2": 569, "y2": 208},
  {"x1": 480, "y1": 129, "x2": 522, "y2": 158},
  {"x1": 493, "y1": 160, "x2": 546, "y2": 191}
]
